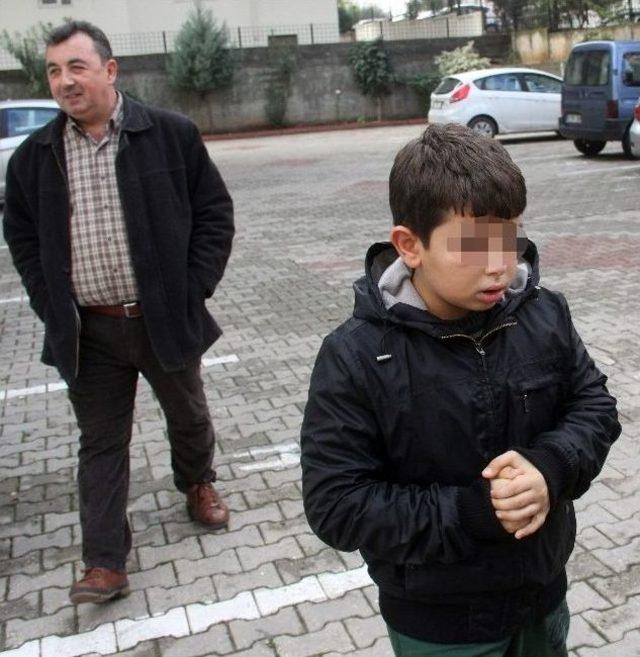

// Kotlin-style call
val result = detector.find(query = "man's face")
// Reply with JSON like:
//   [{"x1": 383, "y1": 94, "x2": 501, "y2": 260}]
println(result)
[
  {"x1": 45, "y1": 32, "x2": 117, "y2": 127},
  {"x1": 398, "y1": 213, "x2": 525, "y2": 321}
]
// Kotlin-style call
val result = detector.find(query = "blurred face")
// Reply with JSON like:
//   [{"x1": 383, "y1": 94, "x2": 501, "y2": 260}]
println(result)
[
  {"x1": 391, "y1": 213, "x2": 526, "y2": 321},
  {"x1": 45, "y1": 32, "x2": 117, "y2": 130}
]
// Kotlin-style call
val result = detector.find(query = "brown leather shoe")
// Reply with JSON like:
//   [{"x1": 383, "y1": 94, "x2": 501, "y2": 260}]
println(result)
[
  {"x1": 69, "y1": 567, "x2": 130, "y2": 605},
  {"x1": 186, "y1": 483, "x2": 229, "y2": 528}
]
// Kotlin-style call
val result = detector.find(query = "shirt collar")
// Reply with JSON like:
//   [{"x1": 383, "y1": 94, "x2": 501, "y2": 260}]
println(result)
[{"x1": 66, "y1": 90, "x2": 123, "y2": 141}]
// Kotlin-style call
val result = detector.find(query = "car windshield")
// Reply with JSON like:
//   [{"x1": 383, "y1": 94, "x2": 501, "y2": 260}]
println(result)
[
  {"x1": 434, "y1": 77, "x2": 461, "y2": 95},
  {"x1": 6, "y1": 107, "x2": 59, "y2": 138},
  {"x1": 565, "y1": 49, "x2": 610, "y2": 86}
]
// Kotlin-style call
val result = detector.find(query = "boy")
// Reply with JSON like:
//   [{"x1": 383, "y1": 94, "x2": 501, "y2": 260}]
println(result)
[{"x1": 300, "y1": 124, "x2": 620, "y2": 657}]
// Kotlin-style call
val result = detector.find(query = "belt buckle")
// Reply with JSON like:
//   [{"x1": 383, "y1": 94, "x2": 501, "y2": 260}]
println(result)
[{"x1": 122, "y1": 301, "x2": 138, "y2": 318}]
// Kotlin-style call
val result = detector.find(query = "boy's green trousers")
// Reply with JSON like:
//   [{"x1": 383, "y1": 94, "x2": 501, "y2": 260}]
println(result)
[{"x1": 387, "y1": 600, "x2": 569, "y2": 657}]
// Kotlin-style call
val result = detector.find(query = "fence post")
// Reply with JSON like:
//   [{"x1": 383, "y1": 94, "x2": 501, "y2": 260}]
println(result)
[
  {"x1": 310, "y1": 23, "x2": 314, "y2": 44},
  {"x1": 162, "y1": 30, "x2": 167, "y2": 54},
  {"x1": 237, "y1": 26, "x2": 242, "y2": 48},
  {"x1": 379, "y1": 21, "x2": 383, "y2": 39},
  {"x1": 446, "y1": 18, "x2": 450, "y2": 38}
]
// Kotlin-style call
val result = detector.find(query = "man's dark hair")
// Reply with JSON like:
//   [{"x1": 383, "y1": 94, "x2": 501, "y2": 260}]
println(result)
[
  {"x1": 389, "y1": 123, "x2": 526, "y2": 245},
  {"x1": 45, "y1": 20, "x2": 113, "y2": 61}
]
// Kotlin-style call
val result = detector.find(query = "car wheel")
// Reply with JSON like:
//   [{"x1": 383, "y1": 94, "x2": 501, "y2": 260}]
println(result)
[
  {"x1": 468, "y1": 116, "x2": 498, "y2": 138},
  {"x1": 622, "y1": 127, "x2": 639, "y2": 160},
  {"x1": 573, "y1": 139, "x2": 606, "y2": 156}
]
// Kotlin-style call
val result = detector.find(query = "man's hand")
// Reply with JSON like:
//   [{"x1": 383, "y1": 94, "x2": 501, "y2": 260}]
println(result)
[{"x1": 482, "y1": 451, "x2": 550, "y2": 540}]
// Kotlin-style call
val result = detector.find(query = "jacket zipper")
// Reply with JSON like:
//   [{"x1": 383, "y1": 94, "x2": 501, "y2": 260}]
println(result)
[
  {"x1": 52, "y1": 142, "x2": 81, "y2": 379},
  {"x1": 439, "y1": 321, "x2": 518, "y2": 352},
  {"x1": 440, "y1": 321, "x2": 517, "y2": 450}
]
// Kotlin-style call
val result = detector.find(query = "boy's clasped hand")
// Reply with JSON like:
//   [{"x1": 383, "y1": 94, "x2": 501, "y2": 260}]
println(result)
[{"x1": 483, "y1": 452, "x2": 551, "y2": 540}]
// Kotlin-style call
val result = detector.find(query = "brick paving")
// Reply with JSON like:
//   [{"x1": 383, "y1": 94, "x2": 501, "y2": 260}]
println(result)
[{"x1": 0, "y1": 128, "x2": 638, "y2": 656}]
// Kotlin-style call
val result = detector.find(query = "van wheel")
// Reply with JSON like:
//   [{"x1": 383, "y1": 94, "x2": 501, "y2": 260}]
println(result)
[
  {"x1": 573, "y1": 139, "x2": 606, "y2": 156},
  {"x1": 468, "y1": 116, "x2": 498, "y2": 138},
  {"x1": 622, "y1": 127, "x2": 639, "y2": 160}
]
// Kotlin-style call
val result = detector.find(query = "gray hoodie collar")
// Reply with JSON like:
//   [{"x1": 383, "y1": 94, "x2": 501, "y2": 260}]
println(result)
[{"x1": 378, "y1": 257, "x2": 531, "y2": 312}]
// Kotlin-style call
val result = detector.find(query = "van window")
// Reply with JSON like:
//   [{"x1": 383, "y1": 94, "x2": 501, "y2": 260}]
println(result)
[
  {"x1": 623, "y1": 52, "x2": 640, "y2": 87},
  {"x1": 565, "y1": 50, "x2": 610, "y2": 86}
]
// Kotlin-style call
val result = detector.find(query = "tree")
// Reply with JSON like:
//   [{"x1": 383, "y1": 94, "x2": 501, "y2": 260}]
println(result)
[
  {"x1": 349, "y1": 38, "x2": 393, "y2": 120},
  {"x1": 0, "y1": 23, "x2": 52, "y2": 97},
  {"x1": 167, "y1": 5, "x2": 234, "y2": 95},
  {"x1": 405, "y1": 0, "x2": 425, "y2": 19},
  {"x1": 434, "y1": 41, "x2": 490, "y2": 76},
  {"x1": 338, "y1": 1, "x2": 387, "y2": 32}
]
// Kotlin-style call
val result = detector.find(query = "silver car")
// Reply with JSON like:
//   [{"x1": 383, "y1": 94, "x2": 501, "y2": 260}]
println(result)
[
  {"x1": 630, "y1": 98, "x2": 640, "y2": 158},
  {"x1": 1, "y1": 99, "x2": 60, "y2": 203}
]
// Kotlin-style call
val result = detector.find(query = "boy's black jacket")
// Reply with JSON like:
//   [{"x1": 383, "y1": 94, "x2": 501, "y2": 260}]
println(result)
[{"x1": 301, "y1": 241, "x2": 620, "y2": 643}]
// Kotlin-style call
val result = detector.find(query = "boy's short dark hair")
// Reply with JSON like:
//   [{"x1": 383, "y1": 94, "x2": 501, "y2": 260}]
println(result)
[
  {"x1": 45, "y1": 20, "x2": 113, "y2": 62},
  {"x1": 389, "y1": 123, "x2": 527, "y2": 245}
]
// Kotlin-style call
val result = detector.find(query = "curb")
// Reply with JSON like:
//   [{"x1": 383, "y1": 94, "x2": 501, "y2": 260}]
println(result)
[{"x1": 202, "y1": 117, "x2": 427, "y2": 142}]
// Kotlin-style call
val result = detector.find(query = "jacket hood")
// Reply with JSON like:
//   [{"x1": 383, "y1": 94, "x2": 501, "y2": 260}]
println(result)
[{"x1": 352, "y1": 240, "x2": 540, "y2": 338}]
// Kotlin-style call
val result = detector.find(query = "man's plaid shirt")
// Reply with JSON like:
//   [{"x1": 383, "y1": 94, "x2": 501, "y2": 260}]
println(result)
[{"x1": 64, "y1": 92, "x2": 139, "y2": 306}]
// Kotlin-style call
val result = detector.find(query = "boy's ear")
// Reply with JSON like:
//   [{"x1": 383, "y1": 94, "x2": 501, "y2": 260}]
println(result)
[{"x1": 390, "y1": 225, "x2": 423, "y2": 269}]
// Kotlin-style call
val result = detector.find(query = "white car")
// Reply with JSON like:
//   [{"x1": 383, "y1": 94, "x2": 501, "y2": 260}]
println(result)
[
  {"x1": 630, "y1": 98, "x2": 640, "y2": 158},
  {"x1": 1, "y1": 99, "x2": 60, "y2": 203},
  {"x1": 428, "y1": 67, "x2": 563, "y2": 138}
]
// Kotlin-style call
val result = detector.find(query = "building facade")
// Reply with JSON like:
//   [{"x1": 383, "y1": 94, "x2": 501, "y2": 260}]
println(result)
[{"x1": 0, "y1": 0, "x2": 340, "y2": 68}]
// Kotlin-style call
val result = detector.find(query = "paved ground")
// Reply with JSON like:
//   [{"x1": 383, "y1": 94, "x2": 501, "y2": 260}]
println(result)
[{"x1": 0, "y1": 127, "x2": 639, "y2": 657}]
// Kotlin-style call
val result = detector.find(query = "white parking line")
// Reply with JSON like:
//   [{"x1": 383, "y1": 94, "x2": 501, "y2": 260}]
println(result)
[
  {"x1": 564, "y1": 163, "x2": 640, "y2": 176},
  {"x1": 0, "y1": 296, "x2": 26, "y2": 305},
  {"x1": 0, "y1": 355, "x2": 239, "y2": 401},
  {"x1": 237, "y1": 451, "x2": 300, "y2": 472},
  {"x1": 232, "y1": 442, "x2": 299, "y2": 459},
  {"x1": 0, "y1": 565, "x2": 372, "y2": 656},
  {"x1": 201, "y1": 354, "x2": 239, "y2": 367},
  {"x1": 0, "y1": 381, "x2": 68, "y2": 402}
]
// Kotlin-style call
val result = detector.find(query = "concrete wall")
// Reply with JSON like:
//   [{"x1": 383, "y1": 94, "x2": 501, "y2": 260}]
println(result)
[
  {"x1": 514, "y1": 24, "x2": 640, "y2": 65},
  {"x1": 0, "y1": 35, "x2": 512, "y2": 133},
  {"x1": 355, "y1": 13, "x2": 484, "y2": 41}
]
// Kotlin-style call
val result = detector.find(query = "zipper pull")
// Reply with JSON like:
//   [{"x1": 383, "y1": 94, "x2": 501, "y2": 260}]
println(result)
[
  {"x1": 475, "y1": 343, "x2": 486, "y2": 356},
  {"x1": 522, "y1": 392, "x2": 529, "y2": 413}
]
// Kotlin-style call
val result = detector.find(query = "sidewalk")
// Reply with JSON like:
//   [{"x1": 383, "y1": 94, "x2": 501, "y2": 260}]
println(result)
[{"x1": 0, "y1": 127, "x2": 639, "y2": 657}]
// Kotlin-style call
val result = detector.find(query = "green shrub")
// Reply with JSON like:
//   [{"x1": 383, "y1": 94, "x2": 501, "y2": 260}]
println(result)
[
  {"x1": 265, "y1": 48, "x2": 296, "y2": 127},
  {"x1": 434, "y1": 40, "x2": 490, "y2": 77},
  {"x1": 349, "y1": 38, "x2": 393, "y2": 120},
  {"x1": 400, "y1": 71, "x2": 442, "y2": 113}
]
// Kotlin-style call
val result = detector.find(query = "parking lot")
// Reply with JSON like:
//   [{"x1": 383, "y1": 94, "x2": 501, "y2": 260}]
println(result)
[{"x1": 1, "y1": 127, "x2": 639, "y2": 657}]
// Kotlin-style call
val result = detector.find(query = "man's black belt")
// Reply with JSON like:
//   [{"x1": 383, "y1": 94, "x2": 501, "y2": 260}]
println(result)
[{"x1": 82, "y1": 302, "x2": 142, "y2": 318}]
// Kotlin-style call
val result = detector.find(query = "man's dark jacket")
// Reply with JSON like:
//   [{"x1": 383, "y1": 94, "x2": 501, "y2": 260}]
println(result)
[
  {"x1": 301, "y1": 242, "x2": 620, "y2": 643},
  {"x1": 3, "y1": 95, "x2": 234, "y2": 383}
]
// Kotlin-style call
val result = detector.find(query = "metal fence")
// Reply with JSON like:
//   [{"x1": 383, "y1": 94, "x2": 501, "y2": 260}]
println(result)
[
  {"x1": 0, "y1": 23, "x2": 342, "y2": 71},
  {"x1": 1, "y1": 10, "x2": 639, "y2": 71}
]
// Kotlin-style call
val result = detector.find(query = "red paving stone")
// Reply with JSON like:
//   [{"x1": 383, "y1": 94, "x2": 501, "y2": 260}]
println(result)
[{"x1": 539, "y1": 236, "x2": 640, "y2": 270}]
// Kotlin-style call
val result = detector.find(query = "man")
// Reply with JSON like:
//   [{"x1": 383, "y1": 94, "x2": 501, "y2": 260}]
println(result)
[{"x1": 3, "y1": 21, "x2": 235, "y2": 604}]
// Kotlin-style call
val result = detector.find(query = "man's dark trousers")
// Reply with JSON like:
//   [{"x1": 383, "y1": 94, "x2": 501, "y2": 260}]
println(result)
[{"x1": 68, "y1": 311, "x2": 216, "y2": 571}]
